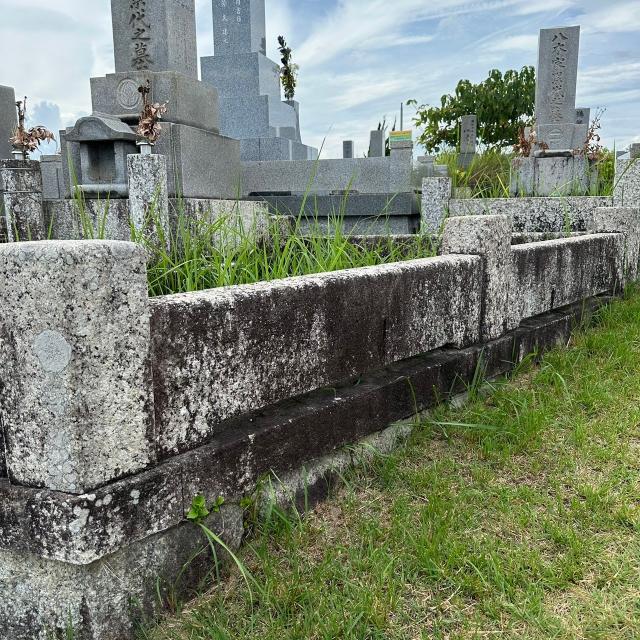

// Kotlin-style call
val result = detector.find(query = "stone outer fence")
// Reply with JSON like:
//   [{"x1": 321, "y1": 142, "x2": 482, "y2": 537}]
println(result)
[{"x1": 0, "y1": 208, "x2": 639, "y2": 639}]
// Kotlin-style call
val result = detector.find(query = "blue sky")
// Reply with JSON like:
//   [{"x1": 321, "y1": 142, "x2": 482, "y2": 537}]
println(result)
[{"x1": 1, "y1": 0, "x2": 639, "y2": 158}]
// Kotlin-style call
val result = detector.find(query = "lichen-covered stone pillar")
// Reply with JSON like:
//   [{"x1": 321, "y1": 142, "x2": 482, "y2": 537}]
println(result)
[
  {"x1": 0, "y1": 240, "x2": 156, "y2": 493},
  {"x1": 441, "y1": 214, "x2": 514, "y2": 340},
  {"x1": 127, "y1": 153, "x2": 170, "y2": 241},
  {"x1": 590, "y1": 207, "x2": 640, "y2": 283},
  {"x1": 421, "y1": 176, "x2": 452, "y2": 235},
  {"x1": 0, "y1": 159, "x2": 45, "y2": 242},
  {"x1": 614, "y1": 158, "x2": 640, "y2": 208}
]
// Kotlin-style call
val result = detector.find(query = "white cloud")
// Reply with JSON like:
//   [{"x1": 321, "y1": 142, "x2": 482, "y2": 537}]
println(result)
[{"x1": 482, "y1": 34, "x2": 538, "y2": 52}]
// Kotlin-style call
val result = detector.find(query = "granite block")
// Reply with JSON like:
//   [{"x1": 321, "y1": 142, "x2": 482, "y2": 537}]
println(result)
[
  {"x1": 448, "y1": 195, "x2": 612, "y2": 233},
  {"x1": 213, "y1": 0, "x2": 267, "y2": 55},
  {"x1": 90, "y1": 71, "x2": 220, "y2": 131},
  {"x1": 442, "y1": 215, "x2": 514, "y2": 338},
  {"x1": 0, "y1": 160, "x2": 45, "y2": 241},
  {"x1": 421, "y1": 176, "x2": 452, "y2": 234},
  {"x1": 127, "y1": 153, "x2": 170, "y2": 238},
  {"x1": 0, "y1": 240, "x2": 155, "y2": 493},
  {"x1": 150, "y1": 255, "x2": 482, "y2": 456},
  {"x1": 111, "y1": 0, "x2": 198, "y2": 77},
  {"x1": 614, "y1": 158, "x2": 640, "y2": 208}
]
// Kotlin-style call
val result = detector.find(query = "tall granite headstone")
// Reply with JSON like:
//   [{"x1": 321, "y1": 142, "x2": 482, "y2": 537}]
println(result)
[
  {"x1": 111, "y1": 0, "x2": 198, "y2": 77},
  {"x1": 535, "y1": 26, "x2": 581, "y2": 150},
  {"x1": 61, "y1": 0, "x2": 241, "y2": 199},
  {"x1": 202, "y1": 0, "x2": 317, "y2": 161},
  {"x1": 213, "y1": 0, "x2": 267, "y2": 55},
  {"x1": 0, "y1": 86, "x2": 17, "y2": 160},
  {"x1": 343, "y1": 140, "x2": 354, "y2": 159}
]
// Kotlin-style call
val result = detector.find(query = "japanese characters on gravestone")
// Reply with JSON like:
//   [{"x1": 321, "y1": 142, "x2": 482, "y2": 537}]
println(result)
[
  {"x1": 459, "y1": 114, "x2": 477, "y2": 168},
  {"x1": 111, "y1": 0, "x2": 198, "y2": 78},
  {"x1": 535, "y1": 26, "x2": 581, "y2": 151},
  {"x1": 214, "y1": 0, "x2": 267, "y2": 55}
]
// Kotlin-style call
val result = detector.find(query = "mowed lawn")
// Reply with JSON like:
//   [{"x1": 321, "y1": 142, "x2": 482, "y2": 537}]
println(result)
[{"x1": 147, "y1": 290, "x2": 640, "y2": 640}]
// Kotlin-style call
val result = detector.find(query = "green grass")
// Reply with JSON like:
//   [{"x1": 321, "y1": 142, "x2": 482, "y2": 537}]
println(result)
[
  {"x1": 144, "y1": 288, "x2": 640, "y2": 640},
  {"x1": 438, "y1": 149, "x2": 616, "y2": 199},
  {"x1": 135, "y1": 210, "x2": 437, "y2": 297}
]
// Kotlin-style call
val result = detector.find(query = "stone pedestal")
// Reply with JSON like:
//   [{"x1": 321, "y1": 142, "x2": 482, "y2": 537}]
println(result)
[
  {"x1": 441, "y1": 215, "x2": 514, "y2": 339},
  {"x1": 40, "y1": 154, "x2": 65, "y2": 200},
  {"x1": 201, "y1": 52, "x2": 317, "y2": 161},
  {"x1": 614, "y1": 158, "x2": 640, "y2": 208},
  {"x1": 590, "y1": 206, "x2": 640, "y2": 282},
  {"x1": 0, "y1": 159, "x2": 45, "y2": 242},
  {"x1": 421, "y1": 176, "x2": 452, "y2": 234},
  {"x1": 510, "y1": 155, "x2": 594, "y2": 197},
  {"x1": 127, "y1": 153, "x2": 170, "y2": 239},
  {"x1": 0, "y1": 240, "x2": 155, "y2": 493}
]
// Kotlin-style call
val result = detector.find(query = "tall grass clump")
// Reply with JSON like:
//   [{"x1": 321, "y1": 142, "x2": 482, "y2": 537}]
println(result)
[{"x1": 132, "y1": 202, "x2": 437, "y2": 297}]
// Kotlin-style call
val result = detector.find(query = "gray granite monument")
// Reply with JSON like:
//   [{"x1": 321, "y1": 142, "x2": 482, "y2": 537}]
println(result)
[
  {"x1": 343, "y1": 140, "x2": 354, "y2": 159},
  {"x1": 459, "y1": 114, "x2": 477, "y2": 169},
  {"x1": 201, "y1": 0, "x2": 317, "y2": 161},
  {"x1": 0, "y1": 86, "x2": 17, "y2": 160},
  {"x1": 61, "y1": 0, "x2": 241, "y2": 199},
  {"x1": 511, "y1": 25, "x2": 596, "y2": 196},
  {"x1": 534, "y1": 26, "x2": 582, "y2": 151}
]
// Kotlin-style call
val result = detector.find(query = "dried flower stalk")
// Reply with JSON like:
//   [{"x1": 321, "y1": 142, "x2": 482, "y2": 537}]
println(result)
[
  {"x1": 9, "y1": 98, "x2": 55, "y2": 157},
  {"x1": 136, "y1": 81, "x2": 168, "y2": 144}
]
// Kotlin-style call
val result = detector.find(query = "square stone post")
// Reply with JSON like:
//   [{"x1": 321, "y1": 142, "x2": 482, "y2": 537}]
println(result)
[
  {"x1": 421, "y1": 176, "x2": 452, "y2": 234},
  {"x1": 590, "y1": 207, "x2": 640, "y2": 283},
  {"x1": 614, "y1": 158, "x2": 640, "y2": 208},
  {"x1": 441, "y1": 215, "x2": 514, "y2": 340},
  {"x1": 0, "y1": 159, "x2": 45, "y2": 242},
  {"x1": 127, "y1": 152, "x2": 170, "y2": 241},
  {"x1": 0, "y1": 240, "x2": 156, "y2": 493}
]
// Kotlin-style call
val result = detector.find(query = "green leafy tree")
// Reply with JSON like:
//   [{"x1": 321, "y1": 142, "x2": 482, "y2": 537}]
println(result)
[{"x1": 409, "y1": 67, "x2": 536, "y2": 153}]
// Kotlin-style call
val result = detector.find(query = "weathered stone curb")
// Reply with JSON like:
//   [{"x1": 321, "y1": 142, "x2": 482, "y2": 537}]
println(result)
[{"x1": 0, "y1": 295, "x2": 611, "y2": 566}]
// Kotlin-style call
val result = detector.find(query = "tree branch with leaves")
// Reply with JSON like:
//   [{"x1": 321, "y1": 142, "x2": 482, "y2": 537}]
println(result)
[
  {"x1": 278, "y1": 36, "x2": 299, "y2": 101},
  {"x1": 409, "y1": 67, "x2": 536, "y2": 153}
]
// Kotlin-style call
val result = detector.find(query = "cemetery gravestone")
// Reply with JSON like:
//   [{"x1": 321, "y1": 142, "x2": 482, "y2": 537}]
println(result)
[
  {"x1": 535, "y1": 26, "x2": 581, "y2": 151},
  {"x1": 369, "y1": 130, "x2": 385, "y2": 157},
  {"x1": 459, "y1": 115, "x2": 477, "y2": 168},
  {"x1": 343, "y1": 140, "x2": 354, "y2": 159},
  {"x1": 111, "y1": 0, "x2": 198, "y2": 77},
  {"x1": 202, "y1": 0, "x2": 317, "y2": 161},
  {"x1": 0, "y1": 86, "x2": 17, "y2": 160},
  {"x1": 61, "y1": 0, "x2": 241, "y2": 200}
]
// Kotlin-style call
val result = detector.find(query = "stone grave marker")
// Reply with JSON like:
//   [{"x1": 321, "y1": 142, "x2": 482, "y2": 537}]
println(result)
[
  {"x1": 61, "y1": 0, "x2": 241, "y2": 200},
  {"x1": 369, "y1": 130, "x2": 385, "y2": 157},
  {"x1": 213, "y1": 0, "x2": 267, "y2": 56},
  {"x1": 111, "y1": 0, "x2": 198, "y2": 77},
  {"x1": 0, "y1": 86, "x2": 17, "y2": 159},
  {"x1": 343, "y1": 140, "x2": 354, "y2": 159},
  {"x1": 202, "y1": 0, "x2": 317, "y2": 161},
  {"x1": 535, "y1": 26, "x2": 581, "y2": 150},
  {"x1": 459, "y1": 114, "x2": 477, "y2": 168}
]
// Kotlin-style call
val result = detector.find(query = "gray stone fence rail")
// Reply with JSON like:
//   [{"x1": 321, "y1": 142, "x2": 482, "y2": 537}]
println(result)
[{"x1": 0, "y1": 208, "x2": 639, "y2": 639}]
